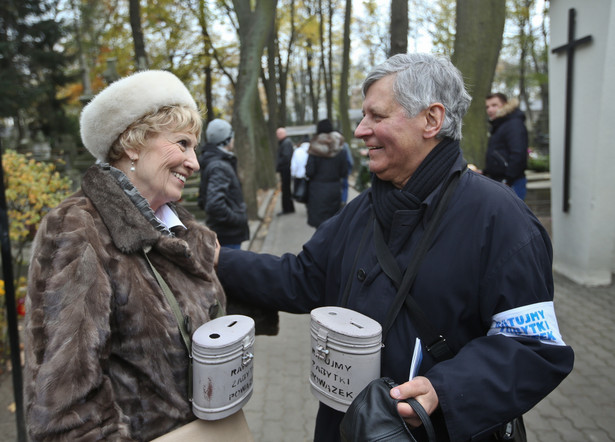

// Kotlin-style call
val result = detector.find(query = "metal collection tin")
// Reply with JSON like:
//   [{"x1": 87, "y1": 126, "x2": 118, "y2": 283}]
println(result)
[
  {"x1": 309, "y1": 307, "x2": 382, "y2": 412},
  {"x1": 192, "y1": 315, "x2": 255, "y2": 420}
]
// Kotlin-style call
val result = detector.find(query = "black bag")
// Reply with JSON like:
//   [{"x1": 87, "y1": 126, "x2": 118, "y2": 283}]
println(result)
[
  {"x1": 340, "y1": 377, "x2": 436, "y2": 442},
  {"x1": 292, "y1": 178, "x2": 308, "y2": 203},
  {"x1": 494, "y1": 416, "x2": 527, "y2": 441}
]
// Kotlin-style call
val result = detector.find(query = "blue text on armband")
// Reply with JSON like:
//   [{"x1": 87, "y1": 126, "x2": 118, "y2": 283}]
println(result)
[{"x1": 487, "y1": 301, "x2": 566, "y2": 346}]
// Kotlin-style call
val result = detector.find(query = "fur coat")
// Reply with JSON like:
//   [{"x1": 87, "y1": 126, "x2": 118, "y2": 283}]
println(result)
[{"x1": 25, "y1": 164, "x2": 226, "y2": 441}]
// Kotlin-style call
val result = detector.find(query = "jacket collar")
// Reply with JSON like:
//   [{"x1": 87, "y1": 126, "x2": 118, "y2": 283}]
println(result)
[
  {"x1": 81, "y1": 164, "x2": 163, "y2": 254},
  {"x1": 308, "y1": 132, "x2": 345, "y2": 158},
  {"x1": 493, "y1": 98, "x2": 521, "y2": 120}
]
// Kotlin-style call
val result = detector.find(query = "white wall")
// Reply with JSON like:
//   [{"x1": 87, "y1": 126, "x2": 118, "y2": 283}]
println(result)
[{"x1": 549, "y1": 0, "x2": 615, "y2": 286}]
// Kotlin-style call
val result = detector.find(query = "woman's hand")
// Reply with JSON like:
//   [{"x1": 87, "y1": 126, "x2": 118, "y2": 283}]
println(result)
[
  {"x1": 214, "y1": 237, "x2": 221, "y2": 270},
  {"x1": 390, "y1": 376, "x2": 439, "y2": 428}
]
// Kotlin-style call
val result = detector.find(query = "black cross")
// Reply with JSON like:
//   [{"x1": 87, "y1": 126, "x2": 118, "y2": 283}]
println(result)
[{"x1": 551, "y1": 8, "x2": 592, "y2": 213}]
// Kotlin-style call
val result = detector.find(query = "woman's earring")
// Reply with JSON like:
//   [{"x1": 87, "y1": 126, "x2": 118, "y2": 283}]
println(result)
[{"x1": 130, "y1": 159, "x2": 136, "y2": 172}]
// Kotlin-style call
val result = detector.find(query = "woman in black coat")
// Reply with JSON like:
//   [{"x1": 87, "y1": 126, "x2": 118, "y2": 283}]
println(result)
[{"x1": 305, "y1": 119, "x2": 349, "y2": 228}]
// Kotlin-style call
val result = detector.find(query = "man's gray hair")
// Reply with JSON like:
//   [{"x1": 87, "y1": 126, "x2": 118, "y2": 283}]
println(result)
[{"x1": 362, "y1": 53, "x2": 472, "y2": 140}]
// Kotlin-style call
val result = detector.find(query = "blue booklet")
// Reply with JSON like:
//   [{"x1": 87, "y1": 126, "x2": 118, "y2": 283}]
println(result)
[{"x1": 409, "y1": 337, "x2": 423, "y2": 380}]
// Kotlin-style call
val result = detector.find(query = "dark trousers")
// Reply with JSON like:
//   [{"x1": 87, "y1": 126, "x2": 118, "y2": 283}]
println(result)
[{"x1": 279, "y1": 169, "x2": 295, "y2": 213}]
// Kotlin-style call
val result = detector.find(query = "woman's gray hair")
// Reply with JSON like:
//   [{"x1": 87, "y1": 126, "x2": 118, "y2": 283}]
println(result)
[{"x1": 362, "y1": 53, "x2": 472, "y2": 140}]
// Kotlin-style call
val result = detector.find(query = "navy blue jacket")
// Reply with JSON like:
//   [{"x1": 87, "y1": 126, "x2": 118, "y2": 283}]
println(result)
[
  {"x1": 218, "y1": 153, "x2": 573, "y2": 441},
  {"x1": 484, "y1": 103, "x2": 528, "y2": 182}
]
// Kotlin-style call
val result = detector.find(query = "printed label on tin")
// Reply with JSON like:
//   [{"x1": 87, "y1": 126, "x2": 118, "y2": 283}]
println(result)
[
  {"x1": 310, "y1": 347, "x2": 354, "y2": 400},
  {"x1": 228, "y1": 360, "x2": 253, "y2": 402}
]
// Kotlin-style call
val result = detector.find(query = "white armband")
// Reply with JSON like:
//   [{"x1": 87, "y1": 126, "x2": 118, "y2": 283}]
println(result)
[{"x1": 487, "y1": 301, "x2": 566, "y2": 346}]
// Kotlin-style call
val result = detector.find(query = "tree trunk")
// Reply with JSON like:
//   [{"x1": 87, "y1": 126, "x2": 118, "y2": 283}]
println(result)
[
  {"x1": 128, "y1": 0, "x2": 148, "y2": 70},
  {"x1": 389, "y1": 0, "x2": 408, "y2": 56},
  {"x1": 232, "y1": 0, "x2": 278, "y2": 218},
  {"x1": 326, "y1": 0, "x2": 334, "y2": 119},
  {"x1": 530, "y1": 7, "x2": 549, "y2": 149},
  {"x1": 263, "y1": 25, "x2": 279, "y2": 146},
  {"x1": 279, "y1": 0, "x2": 296, "y2": 126},
  {"x1": 204, "y1": 61, "x2": 213, "y2": 125},
  {"x1": 339, "y1": 0, "x2": 352, "y2": 141},
  {"x1": 318, "y1": 0, "x2": 330, "y2": 120},
  {"x1": 253, "y1": 90, "x2": 277, "y2": 190},
  {"x1": 517, "y1": 0, "x2": 533, "y2": 128},
  {"x1": 307, "y1": 42, "x2": 319, "y2": 124},
  {"x1": 452, "y1": 0, "x2": 506, "y2": 167},
  {"x1": 292, "y1": 63, "x2": 308, "y2": 124},
  {"x1": 69, "y1": 0, "x2": 93, "y2": 99}
]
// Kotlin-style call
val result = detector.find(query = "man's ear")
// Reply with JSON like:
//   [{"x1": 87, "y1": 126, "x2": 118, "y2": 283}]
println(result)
[{"x1": 424, "y1": 103, "x2": 445, "y2": 139}]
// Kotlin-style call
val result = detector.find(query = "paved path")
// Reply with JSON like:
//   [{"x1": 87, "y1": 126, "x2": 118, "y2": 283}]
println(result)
[{"x1": 242, "y1": 197, "x2": 318, "y2": 442}]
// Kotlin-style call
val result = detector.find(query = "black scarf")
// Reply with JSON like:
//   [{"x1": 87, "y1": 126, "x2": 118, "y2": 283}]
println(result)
[{"x1": 371, "y1": 138, "x2": 460, "y2": 238}]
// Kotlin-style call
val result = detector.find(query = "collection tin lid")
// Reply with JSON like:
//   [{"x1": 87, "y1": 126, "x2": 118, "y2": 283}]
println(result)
[
  {"x1": 310, "y1": 306, "x2": 382, "y2": 339},
  {"x1": 192, "y1": 314, "x2": 255, "y2": 349}
]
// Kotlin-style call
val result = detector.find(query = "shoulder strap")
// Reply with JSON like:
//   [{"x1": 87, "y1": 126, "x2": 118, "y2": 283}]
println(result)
[
  {"x1": 143, "y1": 249, "x2": 194, "y2": 400},
  {"x1": 377, "y1": 169, "x2": 466, "y2": 360}
]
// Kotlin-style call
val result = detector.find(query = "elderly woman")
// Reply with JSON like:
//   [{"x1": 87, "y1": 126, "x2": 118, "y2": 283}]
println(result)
[{"x1": 25, "y1": 71, "x2": 225, "y2": 440}]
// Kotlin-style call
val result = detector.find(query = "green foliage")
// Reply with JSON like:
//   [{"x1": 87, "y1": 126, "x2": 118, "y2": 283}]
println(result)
[
  {"x1": 0, "y1": 149, "x2": 71, "y2": 366},
  {"x1": 420, "y1": 0, "x2": 456, "y2": 57},
  {"x1": 2, "y1": 150, "x2": 73, "y2": 278},
  {"x1": 493, "y1": 0, "x2": 549, "y2": 99},
  {"x1": 528, "y1": 151, "x2": 549, "y2": 172},
  {"x1": 0, "y1": 0, "x2": 75, "y2": 140}
]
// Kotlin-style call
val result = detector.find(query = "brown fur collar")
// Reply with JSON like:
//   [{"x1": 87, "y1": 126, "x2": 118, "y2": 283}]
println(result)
[
  {"x1": 308, "y1": 132, "x2": 345, "y2": 158},
  {"x1": 494, "y1": 98, "x2": 520, "y2": 119},
  {"x1": 81, "y1": 164, "x2": 163, "y2": 254}
]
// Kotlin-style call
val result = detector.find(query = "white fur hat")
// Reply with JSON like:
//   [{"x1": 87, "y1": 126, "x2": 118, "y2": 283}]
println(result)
[{"x1": 80, "y1": 70, "x2": 197, "y2": 162}]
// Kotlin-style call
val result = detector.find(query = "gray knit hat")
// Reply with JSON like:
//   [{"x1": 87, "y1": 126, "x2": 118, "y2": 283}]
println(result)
[
  {"x1": 80, "y1": 70, "x2": 197, "y2": 162},
  {"x1": 206, "y1": 119, "x2": 234, "y2": 147}
]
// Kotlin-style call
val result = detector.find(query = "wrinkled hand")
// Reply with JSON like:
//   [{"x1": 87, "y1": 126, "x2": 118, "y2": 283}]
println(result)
[{"x1": 390, "y1": 376, "x2": 439, "y2": 428}]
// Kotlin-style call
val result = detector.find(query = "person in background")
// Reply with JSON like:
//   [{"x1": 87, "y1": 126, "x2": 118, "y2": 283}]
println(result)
[
  {"x1": 483, "y1": 92, "x2": 529, "y2": 199},
  {"x1": 198, "y1": 118, "x2": 249, "y2": 249},
  {"x1": 213, "y1": 53, "x2": 573, "y2": 441},
  {"x1": 305, "y1": 119, "x2": 348, "y2": 228},
  {"x1": 340, "y1": 137, "x2": 354, "y2": 205},
  {"x1": 275, "y1": 127, "x2": 295, "y2": 215},
  {"x1": 291, "y1": 135, "x2": 310, "y2": 202},
  {"x1": 25, "y1": 70, "x2": 225, "y2": 440}
]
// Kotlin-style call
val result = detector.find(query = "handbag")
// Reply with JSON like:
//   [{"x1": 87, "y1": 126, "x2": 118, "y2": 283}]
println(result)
[
  {"x1": 292, "y1": 178, "x2": 308, "y2": 203},
  {"x1": 340, "y1": 377, "x2": 436, "y2": 442}
]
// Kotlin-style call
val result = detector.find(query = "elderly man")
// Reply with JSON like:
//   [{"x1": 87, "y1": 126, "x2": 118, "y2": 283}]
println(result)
[{"x1": 216, "y1": 54, "x2": 573, "y2": 441}]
